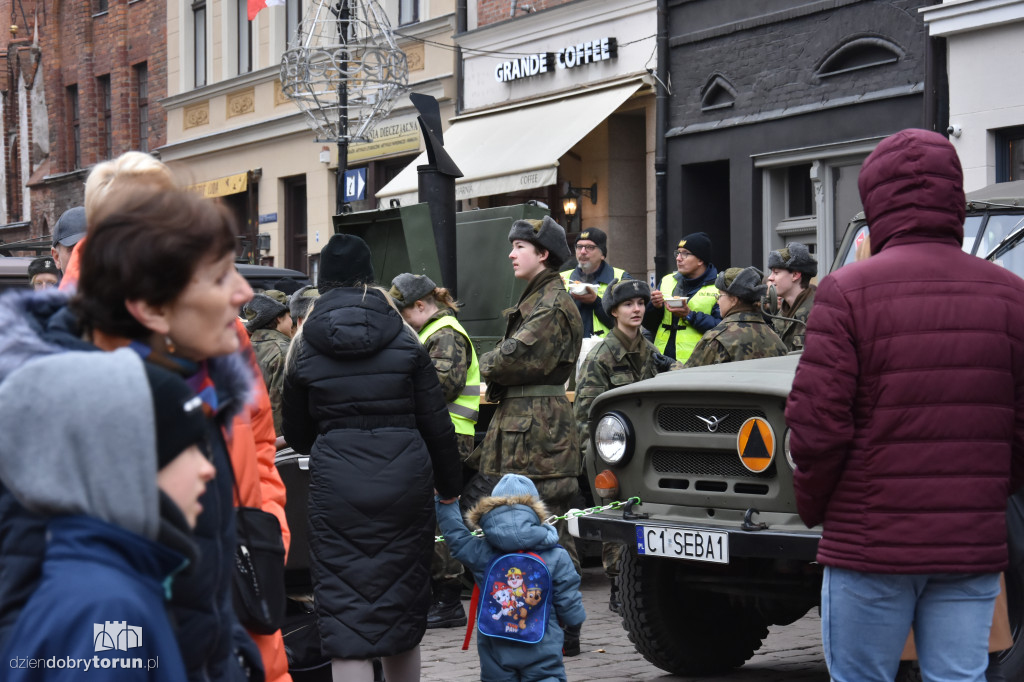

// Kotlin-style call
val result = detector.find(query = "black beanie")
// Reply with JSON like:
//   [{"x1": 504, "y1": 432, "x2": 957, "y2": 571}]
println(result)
[
  {"x1": 577, "y1": 227, "x2": 608, "y2": 256},
  {"x1": 319, "y1": 234, "x2": 375, "y2": 287},
  {"x1": 273, "y1": 278, "x2": 303, "y2": 295},
  {"x1": 144, "y1": 363, "x2": 208, "y2": 470},
  {"x1": 678, "y1": 232, "x2": 713, "y2": 264}
]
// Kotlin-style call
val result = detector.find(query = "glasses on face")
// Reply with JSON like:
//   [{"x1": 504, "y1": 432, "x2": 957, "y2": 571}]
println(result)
[
  {"x1": 712, "y1": 293, "x2": 722, "y2": 300},
  {"x1": 674, "y1": 250, "x2": 694, "y2": 259},
  {"x1": 575, "y1": 244, "x2": 598, "y2": 253}
]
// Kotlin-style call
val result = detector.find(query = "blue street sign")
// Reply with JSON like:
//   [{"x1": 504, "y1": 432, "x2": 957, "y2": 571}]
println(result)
[{"x1": 344, "y1": 168, "x2": 367, "y2": 202}]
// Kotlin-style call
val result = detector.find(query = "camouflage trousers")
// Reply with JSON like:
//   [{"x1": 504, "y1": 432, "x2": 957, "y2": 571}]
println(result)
[
  {"x1": 432, "y1": 434, "x2": 475, "y2": 583},
  {"x1": 538, "y1": 476, "x2": 582, "y2": 577}
]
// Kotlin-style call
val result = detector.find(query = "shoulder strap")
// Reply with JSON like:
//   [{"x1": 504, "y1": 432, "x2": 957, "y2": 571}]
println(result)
[{"x1": 463, "y1": 583, "x2": 480, "y2": 650}]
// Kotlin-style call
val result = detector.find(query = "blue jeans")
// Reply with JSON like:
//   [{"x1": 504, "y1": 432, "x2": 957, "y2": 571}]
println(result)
[{"x1": 821, "y1": 567, "x2": 999, "y2": 682}]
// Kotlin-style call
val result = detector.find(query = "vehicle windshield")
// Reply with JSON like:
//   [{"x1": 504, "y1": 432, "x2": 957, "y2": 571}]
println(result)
[{"x1": 972, "y1": 213, "x2": 1024, "y2": 258}]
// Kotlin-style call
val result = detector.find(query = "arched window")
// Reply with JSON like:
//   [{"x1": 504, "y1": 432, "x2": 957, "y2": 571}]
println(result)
[
  {"x1": 816, "y1": 37, "x2": 903, "y2": 79},
  {"x1": 700, "y1": 74, "x2": 736, "y2": 112}
]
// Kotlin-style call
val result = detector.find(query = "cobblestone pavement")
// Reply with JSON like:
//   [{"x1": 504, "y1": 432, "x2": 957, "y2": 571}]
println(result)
[{"x1": 420, "y1": 566, "x2": 829, "y2": 682}]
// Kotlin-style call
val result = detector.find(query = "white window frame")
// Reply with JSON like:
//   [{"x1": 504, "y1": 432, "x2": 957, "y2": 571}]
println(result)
[{"x1": 754, "y1": 137, "x2": 884, "y2": 269}]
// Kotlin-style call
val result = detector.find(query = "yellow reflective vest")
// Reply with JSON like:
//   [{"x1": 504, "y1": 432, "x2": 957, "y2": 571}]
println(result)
[
  {"x1": 418, "y1": 315, "x2": 480, "y2": 436},
  {"x1": 653, "y1": 273, "x2": 718, "y2": 363},
  {"x1": 560, "y1": 265, "x2": 626, "y2": 337}
]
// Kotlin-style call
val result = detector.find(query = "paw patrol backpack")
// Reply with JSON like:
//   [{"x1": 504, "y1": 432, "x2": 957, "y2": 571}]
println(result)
[{"x1": 465, "y1": 552, "x2": 552, "y2": 646}]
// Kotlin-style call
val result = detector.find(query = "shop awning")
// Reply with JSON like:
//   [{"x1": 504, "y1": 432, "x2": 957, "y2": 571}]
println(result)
[{"x1": 376, "y1": 80, "x2": 643, "y2": 206}]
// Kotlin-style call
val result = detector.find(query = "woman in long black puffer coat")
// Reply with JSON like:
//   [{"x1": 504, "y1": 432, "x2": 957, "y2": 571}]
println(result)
[{"x1": 282, "y1": 234, "x2": 462, "y2": 682}]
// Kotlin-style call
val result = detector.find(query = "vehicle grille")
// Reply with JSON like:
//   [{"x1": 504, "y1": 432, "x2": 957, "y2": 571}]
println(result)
[
  {"x1": 651, "y1": 447, "x2": 774, "y2": 480},
  {"x1": 656, "y1": 406, "x2": 768, "y2": 435}
]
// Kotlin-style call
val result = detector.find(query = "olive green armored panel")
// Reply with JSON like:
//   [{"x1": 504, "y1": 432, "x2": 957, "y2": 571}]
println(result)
[{"x1": 332, "y1": 202, "x2": 549, "y2": 351}]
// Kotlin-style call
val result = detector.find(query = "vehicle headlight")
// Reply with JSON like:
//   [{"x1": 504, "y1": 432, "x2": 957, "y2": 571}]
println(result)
[
  {"x1": 784, "y1": 428, "x2": 797, "y2": 471},
  {"x1": 594, "y1": 412, "x2": 634, "y2": 466}
]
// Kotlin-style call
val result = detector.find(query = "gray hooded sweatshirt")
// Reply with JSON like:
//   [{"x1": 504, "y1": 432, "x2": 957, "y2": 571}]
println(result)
[{"x1": 0, "y1": 349, "x2": 161, "y2": 540}]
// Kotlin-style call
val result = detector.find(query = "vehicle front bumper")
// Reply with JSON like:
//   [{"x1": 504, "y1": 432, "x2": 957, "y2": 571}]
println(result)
[{"x1": 570, "y1": 510, "x2": 820, "y2": 562}]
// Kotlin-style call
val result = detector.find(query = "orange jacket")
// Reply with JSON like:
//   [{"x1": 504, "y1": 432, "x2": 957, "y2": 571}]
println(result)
[
  {"x1": 230, "y1": 319, "x2": 292, "y2": 682},
  {"x1": 58, "y1": 235, "x2": 83, "y2": 291}
]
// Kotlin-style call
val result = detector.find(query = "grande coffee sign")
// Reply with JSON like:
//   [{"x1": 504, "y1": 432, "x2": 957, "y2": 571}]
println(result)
[{"x1": 495, "y1": 37, "x2": 618, "y2": 83}]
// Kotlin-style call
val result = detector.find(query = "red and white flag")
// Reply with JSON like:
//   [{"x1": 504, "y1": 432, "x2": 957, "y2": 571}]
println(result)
[{"x1": 247, "y1": 0, "x2": 286, "y2": 21}]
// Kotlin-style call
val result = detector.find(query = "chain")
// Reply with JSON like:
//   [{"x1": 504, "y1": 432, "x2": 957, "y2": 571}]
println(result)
[{"x1": 434, "y1": 497, "x2": 642, "y2": 543}]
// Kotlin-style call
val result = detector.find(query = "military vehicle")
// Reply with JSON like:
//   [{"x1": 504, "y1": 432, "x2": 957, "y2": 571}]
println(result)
[{"x1": 571, "y1": 181, "x2": 1024, "y2": 679}]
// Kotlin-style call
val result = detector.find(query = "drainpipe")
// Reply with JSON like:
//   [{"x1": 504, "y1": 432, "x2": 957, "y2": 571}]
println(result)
[
  {"x1": 653, "y1": 0, "x2": 669, "y2": 280},
  {"x1": 456, "y1": 0, "x2": 467, "y2": 115}
]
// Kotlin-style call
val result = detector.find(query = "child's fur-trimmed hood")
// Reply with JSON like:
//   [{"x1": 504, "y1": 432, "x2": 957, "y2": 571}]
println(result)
[{"x1": 465, "y1": 493, "x2": 550, "y2": 530}]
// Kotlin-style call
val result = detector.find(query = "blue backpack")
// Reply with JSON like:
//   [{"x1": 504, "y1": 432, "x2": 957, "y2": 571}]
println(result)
[{"x1": 474, "y1": 551, "x2": 552, "y2": 644}]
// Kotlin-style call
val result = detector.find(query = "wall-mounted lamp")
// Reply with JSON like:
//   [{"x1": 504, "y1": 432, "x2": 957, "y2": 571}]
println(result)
[
  {"x1": 561, "y1": 182, "x2": 597, "y2": 217},
  {"x1": 319, "y1": 145, "x2": 331, "y2": 164}
]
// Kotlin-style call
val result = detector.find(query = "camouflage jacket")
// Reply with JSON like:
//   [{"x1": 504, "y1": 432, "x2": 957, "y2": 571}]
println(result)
[
  {"x1": 683, "y1": 308, "x2": 788, "y2": 369},
  {"x1": 476, "y1": 268, "x2": 583, "y2": 480},
  {"x1": 421, "y1": 309, "x2": 472, "y2": 403},
  {"x1": 776, "y1": 285, "x2": 816, "y2": 352},
  {"x1": 251, "y1": 328, "x2": 292, "y2": 436},
  {"x1": 575, "y1": 329, "x2": 682, "y2": 447}
]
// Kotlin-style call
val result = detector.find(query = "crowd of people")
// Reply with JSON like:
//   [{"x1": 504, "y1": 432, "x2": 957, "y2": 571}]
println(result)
[{"x1": 0, "y1": 127, "x2": 1019, "y2": 682}]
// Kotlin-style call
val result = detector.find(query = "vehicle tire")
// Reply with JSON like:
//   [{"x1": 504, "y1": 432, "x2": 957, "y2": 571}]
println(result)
[{"x1": 618, "y1": 550, "x2": 769, "y2": 675}]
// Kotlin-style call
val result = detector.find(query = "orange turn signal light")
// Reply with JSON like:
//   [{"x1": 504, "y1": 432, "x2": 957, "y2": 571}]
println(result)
[{"x1": 595, "y1": 469, "x2": 619, "y2": 500}]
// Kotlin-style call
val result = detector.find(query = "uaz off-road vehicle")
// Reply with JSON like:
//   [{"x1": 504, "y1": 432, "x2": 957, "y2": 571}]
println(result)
[{"x1": 571, "y1": 180, "x2": 1024, "y2": 679}]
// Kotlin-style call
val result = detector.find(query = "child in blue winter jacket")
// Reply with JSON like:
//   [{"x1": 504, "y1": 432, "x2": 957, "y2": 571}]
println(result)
[{"x1": 436, "y1": 473, "x2": 586, "y2": 682}]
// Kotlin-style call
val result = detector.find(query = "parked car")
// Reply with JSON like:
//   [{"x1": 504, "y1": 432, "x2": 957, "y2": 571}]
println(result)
[
  {"x1": 0, "y1": 257, "x2": 34, "y2": 293},
  {"x1": 572, "y1": 180, "x2": 1024, "y2": 680}
]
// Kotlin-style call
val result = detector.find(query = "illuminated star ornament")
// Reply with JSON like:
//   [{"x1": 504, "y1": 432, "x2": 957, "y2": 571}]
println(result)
[{"x1": 279, "y1": 0, "x2": 409, "y2": 144}]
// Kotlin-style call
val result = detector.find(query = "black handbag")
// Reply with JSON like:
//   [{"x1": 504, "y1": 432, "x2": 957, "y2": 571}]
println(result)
[
  {"x1": 233, "y1": 505, "x2": 287, "y2": 634},
  {"x1": 228, "y1": 454, "x2": 287, "y2": 635}
]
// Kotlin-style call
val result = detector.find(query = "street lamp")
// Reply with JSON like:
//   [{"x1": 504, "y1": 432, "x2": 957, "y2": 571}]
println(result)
[{"x1": 561, "y1": 182, "x2": 597, "y2": 233}]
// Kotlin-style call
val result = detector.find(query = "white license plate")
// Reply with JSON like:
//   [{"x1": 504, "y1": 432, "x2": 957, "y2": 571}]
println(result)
[{"x1": 636, "y1": 526, "x2": 729, "y2": 564}]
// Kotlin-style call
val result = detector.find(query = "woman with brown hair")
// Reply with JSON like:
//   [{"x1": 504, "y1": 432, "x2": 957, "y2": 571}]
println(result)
[{"x1": 0, "y1": 186, "x2": 274, "y2": 682}]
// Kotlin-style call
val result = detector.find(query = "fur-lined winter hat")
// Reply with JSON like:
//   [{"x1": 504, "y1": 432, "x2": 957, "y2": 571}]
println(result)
[
  {"x1": 28, "y1": 257, "x2": 60, "y2": 280},
  {"x1": 289, "y1": 285, "x2": 319, "y2": 320},
  {"x1": 602, "y1": 278, "x2": 651, "y2": 316},
  {"x1": 716, "y1": 266, "x2": 767, "y2": 303},
  {"x1": 466, "y1": 473, "x2": 551, "y2": 530},
  {"x1": 389, "y1": 273, "x2": 436, "y2": 310},
  {"x1": 767, "y1": 242, "x2": 817, "y2": 277},
  {"x1": 242, "y1": 292, "x2": 288, "y2": 332},
  {"x1": 508, "y1": 216, "x2": 571, "y2": 270}
]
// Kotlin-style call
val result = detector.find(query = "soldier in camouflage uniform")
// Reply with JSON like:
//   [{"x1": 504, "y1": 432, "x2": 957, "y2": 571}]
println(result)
[
  {"x1": 390, "y1": 272, "x2": 481, "y2": 630},
  {"x1": 575, "y1": 279, "x2": 683, "y2": 612},
  {"x1": 476, "y1": 216, "x2": 583, "y2": 573},
  {"x1": 767, "y1": 242, "x2": 817, "y2": 351},
  {"x1": 243, "y1": 290, "x2": 293, "y2": 437},
  {"x1": 684, "y1": 267, "x2": 788, "y2": 368}
]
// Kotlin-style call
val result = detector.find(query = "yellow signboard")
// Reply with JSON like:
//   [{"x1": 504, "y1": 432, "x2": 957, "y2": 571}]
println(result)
[
  {"x1": 348, "y1": 118, "x2": 420, "y2": 163},
  {"x1": 736, "y1": 417, "x2": 775, "y2": 473},
  {"x1": 189, "y1": 172, "x2": 248, "y2": 199}
]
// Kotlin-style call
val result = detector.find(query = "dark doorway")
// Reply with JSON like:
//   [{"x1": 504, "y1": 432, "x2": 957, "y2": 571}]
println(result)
[
  {"x1": 679, "y1": 161, "x2": 730, "y2": 267},
  {"x1": 220, "y1": 191, "x2": 251, "y2": 262},
  {"x1": 284, "y1": 176, "x2": 308, "y2": 273}
]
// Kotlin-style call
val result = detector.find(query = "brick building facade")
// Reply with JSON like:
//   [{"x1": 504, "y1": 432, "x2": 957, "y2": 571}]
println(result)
[
  {"x1": 664, "y1": 0, "x2": 944, "y2": 272},
  {"x1": 475, "y1": 0, "x2": 572, "y2": 28},
  {"x1": 28, "y1": 0, "x2": 166, "y2": 246},
  {"x1": 0, "y1": 0, "x2": 44, "y2": 247}
]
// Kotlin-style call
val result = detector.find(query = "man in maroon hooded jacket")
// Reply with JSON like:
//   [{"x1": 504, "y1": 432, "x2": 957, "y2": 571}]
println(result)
[{"x1": 786, "y1": 128, "x2": 1024, "y2": 682}]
